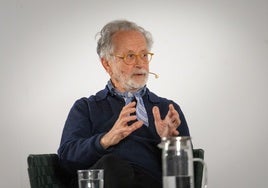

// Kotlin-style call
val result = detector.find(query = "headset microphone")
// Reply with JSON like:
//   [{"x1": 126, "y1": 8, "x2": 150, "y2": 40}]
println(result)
[{"x1": 149, "y1": 72, "x2": 159, "y2": 79}]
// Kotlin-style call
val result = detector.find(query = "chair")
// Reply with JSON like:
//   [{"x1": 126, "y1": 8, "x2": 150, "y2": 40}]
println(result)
[
  {"x1": 27, "y1": 149, "x2": 205, "y2": 188},
  {"x1": 27, "y1": 154, "x2": 68, "y2": 188}
]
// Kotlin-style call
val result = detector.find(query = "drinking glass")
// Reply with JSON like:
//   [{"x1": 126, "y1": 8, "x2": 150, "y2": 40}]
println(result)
[{"x1": 77, "y1": 169, "x2": 104, "y2": 188}]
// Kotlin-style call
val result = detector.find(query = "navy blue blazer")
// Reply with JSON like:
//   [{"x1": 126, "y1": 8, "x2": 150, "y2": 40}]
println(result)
[{"x1": 58, "y1": 85, "x2": 190, "y2": 180}]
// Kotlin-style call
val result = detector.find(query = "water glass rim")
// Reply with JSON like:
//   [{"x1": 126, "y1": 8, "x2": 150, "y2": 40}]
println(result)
[{"x1": 77, "y1": 169, "x2": 104, "y2": 173}]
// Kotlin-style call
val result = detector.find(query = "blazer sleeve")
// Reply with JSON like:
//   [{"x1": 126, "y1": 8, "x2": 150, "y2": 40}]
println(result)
[{"x1": 57, "y1": 98, "x2": 109, "y2": 173}]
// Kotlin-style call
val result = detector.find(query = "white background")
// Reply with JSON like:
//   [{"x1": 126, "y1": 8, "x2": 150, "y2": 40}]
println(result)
[{"x1": 1, "y1": 0, "x2": 268, "y2": 187}]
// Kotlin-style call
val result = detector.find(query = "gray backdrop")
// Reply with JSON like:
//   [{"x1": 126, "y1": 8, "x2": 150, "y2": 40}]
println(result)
[{"x1": 1, "y1": 0, "x2": 267, "y2": 187}]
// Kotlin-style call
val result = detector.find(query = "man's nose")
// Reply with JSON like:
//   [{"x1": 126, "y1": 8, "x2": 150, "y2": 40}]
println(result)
[{"x1": 134, "y1": 55, "x2": 143, "y2": 65}]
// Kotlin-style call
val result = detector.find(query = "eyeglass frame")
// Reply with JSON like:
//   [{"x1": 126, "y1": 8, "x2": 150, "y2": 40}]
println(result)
[{"x1": 110, "y1": 52, "x2": 154, "y2": 65}]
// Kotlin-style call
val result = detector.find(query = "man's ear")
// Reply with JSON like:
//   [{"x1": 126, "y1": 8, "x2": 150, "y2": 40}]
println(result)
[{"x1": 101, "y1": 58, "x2": 112, "y2": 74}]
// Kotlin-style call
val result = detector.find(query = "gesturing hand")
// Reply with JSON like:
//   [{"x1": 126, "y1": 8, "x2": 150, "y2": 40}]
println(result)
[
  {"x1": 100, "y1": 101, "x2": 143, "y2": 149},
  {"x1": 153, "y1": 104, "x2": 181, "y2": 138}
]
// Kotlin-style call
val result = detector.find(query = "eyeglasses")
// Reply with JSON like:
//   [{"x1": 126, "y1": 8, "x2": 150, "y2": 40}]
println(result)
[{"x1": 112, "y1": 52, "x2": 154, "y2": 65}]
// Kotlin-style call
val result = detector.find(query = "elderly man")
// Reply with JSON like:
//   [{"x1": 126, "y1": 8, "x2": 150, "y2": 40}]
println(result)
[{"x1": 58, "y1": 20, "x2": 190, "y2": 188}]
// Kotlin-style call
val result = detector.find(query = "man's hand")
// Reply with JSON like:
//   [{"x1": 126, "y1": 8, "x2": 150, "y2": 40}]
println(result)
[
  {"x1": 153, "y1": 104, "x2": 181, "y2": 137},
  {"x1": 100, "y1": 101, "x2": 143, "y2": 149}
]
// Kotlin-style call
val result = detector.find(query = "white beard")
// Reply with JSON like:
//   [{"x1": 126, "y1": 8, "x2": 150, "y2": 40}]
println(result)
[{"x1": 113, "y1": 69, "x2": 148, "y2": 91}]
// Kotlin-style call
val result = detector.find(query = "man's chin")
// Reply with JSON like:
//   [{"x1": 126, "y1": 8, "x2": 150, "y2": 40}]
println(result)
[
  {"x1": 129, "y1": 84, "x2": 145, "y2": 91},
  {"x1": 125, "y1": 82, "x2": 146, "y2": 92}
]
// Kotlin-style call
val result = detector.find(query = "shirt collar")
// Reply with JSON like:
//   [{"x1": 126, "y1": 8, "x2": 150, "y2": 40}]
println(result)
[{"x1": 95, "y1": 80, "x2": 160, "y2": 103}]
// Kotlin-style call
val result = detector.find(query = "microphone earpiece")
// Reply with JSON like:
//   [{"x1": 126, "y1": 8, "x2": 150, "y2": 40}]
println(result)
[{"x1": 149, "y1": 72, "x2": 159, "y2": 79}]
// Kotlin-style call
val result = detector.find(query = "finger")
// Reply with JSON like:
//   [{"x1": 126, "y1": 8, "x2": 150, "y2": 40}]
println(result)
[
  {"x1": 165, "y1": 106, "x2": 173, "y2": 120},
  {"x1": 120, "y1": 107, "x2": 136, "y2": 117},
  {"x1": 120, "y1": 115, "x2": 138, "y2": 124},
  {"x1": 120, "y1": 102, "x2": 137, "y2": 117},
  {"x1": 171, "y1": 118, "x2": 178, "y2": 125},
  {"x1": 169, "y1": 103, "x2": 175, "y2": 111},
  {"x1": 125, "y1": 101, "x2": 136, "y2": 108},
  {"x1": 122, "y1": 121, "x2": 143, "y2": 137},
  {"x1": 168, "y1": 104, "x2": 178, "y2": 117},
  {"x1": 171, "y1": 129, "x2": 179, "y2": 136},
  {"x1": 170, "y1": 116, "x2": 179, "y2": 126},
  {"x1": 152, "y1": 106, "x2": 161, "y2": 122},
  {"x1": 129, "y1": 120, "x2": 143, "y2": 131},
  {"x1": 168, "y1": 104, "x2": 181, "y2": 124}
]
